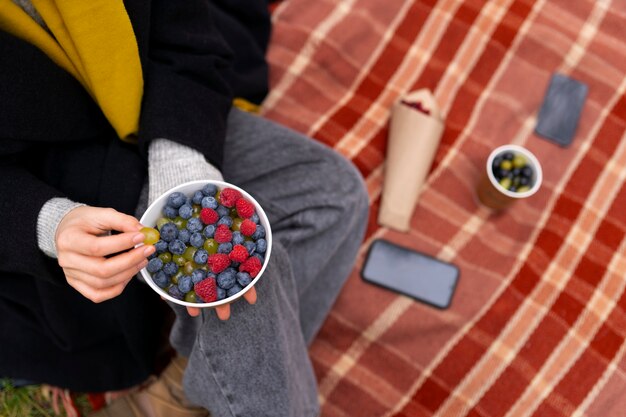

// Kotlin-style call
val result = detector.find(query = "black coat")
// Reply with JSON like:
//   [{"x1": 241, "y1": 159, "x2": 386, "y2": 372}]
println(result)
[{"x1": 0, "y1": 0, "x2": 270, "y2": 391}]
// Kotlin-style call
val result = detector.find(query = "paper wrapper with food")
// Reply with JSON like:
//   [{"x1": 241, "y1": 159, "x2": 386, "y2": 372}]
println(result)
[{"x1": 378, "y1": 89, "x2": 445, "y2": 232}]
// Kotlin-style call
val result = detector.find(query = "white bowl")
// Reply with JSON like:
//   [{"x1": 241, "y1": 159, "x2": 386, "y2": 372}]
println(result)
[{"x1": 139, "y1": 180, "x2": 272, "y2": 308}]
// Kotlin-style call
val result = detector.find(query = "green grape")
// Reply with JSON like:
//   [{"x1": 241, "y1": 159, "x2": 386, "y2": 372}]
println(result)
[
  {"x1": 199, "y1": 265, "x2": 209, "y2": 272},
  {"x1": 158, "y1": 252, "x2": 172, "y2": 264},
  {"x1": 232, "y1": 218, "x2": 243, "y2": 232},
  {"x1": 173, "y1": 216, "x2": 187, "y2": 229},
  {"x1": 184, "y1": 291, "x2": 198, "y2": 303},
  {"x1": 171, "y1": 270, "x2": 183, "y2": 285},
  {"x1": 140, "y1": 227, "x2": 160, "y2": 245},
  {"x1": 203, "y1": 238, "x2": 218, "y2": 254},
  {"x1": 230, "y1": 207, "x2": 238, "y2": 218},
  {"x1": 500, "y1": 160, "x2": 513, "y2": 171},
  {"x1": 183, "y1": 246, "x2": 198, "y2": 262},
  {"x1": 183, "y1": 261, "x2": 196, "y2": 275},
  {"x1": 517, "y1": 185, "x2": 530, "y2": 193},
  {"x1": 512, "y1": 154, "x2": 527, "y2": 168},
  {"x1": 173, "y1": 254, "x2": 186, "y2": 267},
  {"x1": 499, "y1": 177, "x2": 512, "y2": 190},
  {"x1": 193, "y1": 205, "x2": 202, "y2": 215},
  {"x1": 156, "y1": 217, "x2": 170, "y2": 230}
]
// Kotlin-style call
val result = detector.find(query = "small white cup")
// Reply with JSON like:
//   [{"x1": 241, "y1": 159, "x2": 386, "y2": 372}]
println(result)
[{"x1": 477, "y1": 144, "x2": 543, "y2": 210}]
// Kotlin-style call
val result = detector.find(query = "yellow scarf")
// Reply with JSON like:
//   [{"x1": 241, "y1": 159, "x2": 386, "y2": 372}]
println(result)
[{"x1": 0, "y1": 0, "x2": 142, "y2": 142}]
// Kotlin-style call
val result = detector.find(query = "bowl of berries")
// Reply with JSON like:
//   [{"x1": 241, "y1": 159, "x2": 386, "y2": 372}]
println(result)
[
  {"x1": 138, "y1": 180, "x2": 271, "y2": 308},
  {"x1": 477, "y1": 144, "x2": 543, "y2": 210}
]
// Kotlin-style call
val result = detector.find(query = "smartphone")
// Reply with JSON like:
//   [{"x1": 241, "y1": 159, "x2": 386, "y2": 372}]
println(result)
[
  {"x1": 361, "y1": 239, "x2": 460, "y2": 309},
  {"x1": 535, "y1": 73, "x2": 588, "y2": 147}
]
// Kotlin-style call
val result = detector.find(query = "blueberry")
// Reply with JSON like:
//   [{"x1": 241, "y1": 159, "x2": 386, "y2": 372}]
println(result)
[
  {"x1": 167, "y1": 285, "x2": 184, "y2": 300},
  {"x1": 226, "y1": 284, "x2": 243, "y2": 297},
  {"x1": 168, "y1": 239, "x2": 186, "y2": 255},
  {"x1": 492, "y1": 156, "x2": 503, "y2": 170},
  {"x1": 192, "y1": 190, "x2": 205, "y2": 205},
  {"x1": 243, "y1": 241, "x2": 256, "y2": 255},
  {"x1": 163, "y1": 206, "x2": 178, "y2": 219},
  {"x1": 217, "y1": 287, "x2": 226, "y2": 300},
  {"x1": 148, "y1": 252, "x2": 157, "y2": 260},
  {"x1": 160, "y1": 223, "x2": 178, "y2": 242},
  {"x1": 178, "y1": 275, "x2": 193, "y2": 293},
  {"x1": 186, "y1": 217, "x2": 203, "y2": 233},
  {"x1": 193, "y1": 249, "x2": 209, "y2": 264},
  {"x1": 236, "y1": 272, "x2": 252, "y2": 287},
  {"x1": 522, "y1": 166, "x2": 533, "y2": 178},
  {"x1": 178, "y1": 204, "x2": 193, "y2": 219},
  {"x1": 251, "y1": 224, "x2": 265, "y2": 240},
  {"x1": 163, "y1": 261, "x2": 178, "y2": 276},
  {"x1": 253, "y1": 253, "x2": 264, "y2": 264},
  {"x1": 202, "y1": 184, "x2": 218, "y2": 196},
  {"x1": 255, "y1": 239, "x2": 267, "y2": 254},
  {"x1": 519, "y1": 176, "x2": 530, "y2": 186},
  {"x1": 146, "y1": 258, "x2": 163, "y2": 273},
  {"x1": 231, "y1": 231, "x2": 245, "y2": 246},
  {"x1": 201, "y1": 196, "x2": 218, "y2": 209},
  {"x1": 217, "y1": 216, "x2": 233, "y2": 228},
  {"x1": 189, "y1": 232, "x2": 204, "y2": 248},
  {"x1": 202, "y1": 225, "x2": 215, "y2": 239},
  {"x1": 502, "y1": 152, "x2": 514, "y2": 161},
  {"x1": 152, "y1": 271, "x2": 169, "y2": 288},
  {"x1": 250, "y1": 213, "x2": 260, "y2": 224},
  {"x1": 230, "y1": 261, "x2": 240, "y2": 268},
  {"x1": 216, "y1": 268, "x2": 237, "y2": 289},
  {"x1": 216, "y1": 205, "x2": 229, "y2": 217},
  {"x1": 191, "y1": 269, "x2": 207, "y2": 284},
  {"x1": 154, "y1": 239, "x2": 168, "y2": 254},
  {"x1": 177, "y1": 229, "x2": 191, "y2": 244},
  {"x1": 218, "y1": 243, "x2": 233, "y2": 254},
  {"x1": 167, "y1": 192, "x2": 186, "y2": 209}
]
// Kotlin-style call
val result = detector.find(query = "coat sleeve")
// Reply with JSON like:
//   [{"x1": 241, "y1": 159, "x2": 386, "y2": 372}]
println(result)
[
  {"x1": 136, "y1": 0, "x2": 235, "y2": 171},
  {"x1": 0, "y1": 157, "x2": 68, "y2": 284}
]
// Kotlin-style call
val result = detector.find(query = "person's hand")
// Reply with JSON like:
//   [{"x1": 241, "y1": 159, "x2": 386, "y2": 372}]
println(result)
[
  {"x1": 185, "y1": 287, "x2": 257, "y2": 320},
  {"x1": 56, "y1": 206, "x2": 154, "y2": 303}
]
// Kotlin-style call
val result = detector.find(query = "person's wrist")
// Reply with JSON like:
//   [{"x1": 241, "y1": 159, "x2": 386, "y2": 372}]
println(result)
[{"x1": 37, "y1": 198, "x2": 86, "y2": 258}]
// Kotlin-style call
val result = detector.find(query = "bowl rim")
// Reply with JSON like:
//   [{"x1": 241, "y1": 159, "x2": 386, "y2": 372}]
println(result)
[{"x1": 138, "y1": 180, "x2": 272, "y2": 308}]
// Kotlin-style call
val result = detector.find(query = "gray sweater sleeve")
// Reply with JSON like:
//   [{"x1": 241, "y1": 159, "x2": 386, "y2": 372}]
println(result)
[
  {"x1": 37, "y1": 139, "x2": 223, "y2": 258},
  {"x1": 36, "y1": 198, "x2": 85, "y2": 258}
]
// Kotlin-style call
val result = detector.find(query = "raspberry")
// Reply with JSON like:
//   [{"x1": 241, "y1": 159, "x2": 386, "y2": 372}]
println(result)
[
  {"x1": 229, "y1": 244, "x2": 249, "y2": 263},
  {"x1": 200, "y1": 208, "x2": 218, "y2": 225},
  {"x1": 214, "y1": 224, "x2": 232, "y2": 243},
  {"x1": 235, "y1": 198, "x2": 255, "y2": 218},
  {"x1": 239, "y1": 256, "x2": 262, "y2": 278},
  {"x1": 239, "y1": 219, "x2": 257, "y2": 237},
  {"x1": 194, "y1": 277, "x2": 218, "y2": 302},
  {"x1": 219, "y1": 188, "x2": 242, "y2": 208},
  {"x1": 207, "y1": 253, "x2": 230, "y2": 274}
]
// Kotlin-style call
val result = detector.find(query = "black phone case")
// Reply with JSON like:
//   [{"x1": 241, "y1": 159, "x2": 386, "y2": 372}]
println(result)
[
  {"x1": 535, "y1": 73, "x2": 588, "y2": 147},
  {"x1": 360, "y1": 239, "x2": 460, "y2": 309}
]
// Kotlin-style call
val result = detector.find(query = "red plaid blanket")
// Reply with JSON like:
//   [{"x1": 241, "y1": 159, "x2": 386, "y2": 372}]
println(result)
[{"x1": 263, "y1": 1, "x2": 626, "y2": 416}]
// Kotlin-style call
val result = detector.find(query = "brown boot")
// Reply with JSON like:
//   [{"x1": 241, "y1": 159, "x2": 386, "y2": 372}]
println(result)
[{"x1": 91, "y1": 357, "x2": 209, "y2": 417}]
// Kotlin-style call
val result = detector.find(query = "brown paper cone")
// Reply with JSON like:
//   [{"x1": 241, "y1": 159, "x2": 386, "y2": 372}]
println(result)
[{"x1": 378, "y1": 89, "x2": 445, "y2": 232}]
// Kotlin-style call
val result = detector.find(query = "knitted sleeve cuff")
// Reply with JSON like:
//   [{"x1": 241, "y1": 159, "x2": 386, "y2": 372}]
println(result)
[
  {"x1": 36, "y1": 197, "x2": 85, "y2": 258},
  {"x1": 148, "y1": 138, "x2": 223, "y2": 205}
]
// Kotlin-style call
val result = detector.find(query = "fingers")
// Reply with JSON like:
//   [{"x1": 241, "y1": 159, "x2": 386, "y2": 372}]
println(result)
[
  {"x1": 60, "y1": 245, "x2": 154, "y2": 279},
  {"x1": 216, "y1": 304, "x2": 230, "y2": 321},
  {"x1": 243, "y1": 287, "x2": 257, "y2": 305},
  {"x1": 67, "y1": 276, "x2": 130, "y2": 303},
  {"x1": 91, "y1": 208, "x2": 143, "y2": 234},
  {"x1": 65, "y1": 259, "x2": 147, "y2": 290},
  {"x1": 74, "y1": 231, "x2": 146, "y2": 257},
  {"x1": 186, "y1": 307, "x2": 201, "y2": 317}
]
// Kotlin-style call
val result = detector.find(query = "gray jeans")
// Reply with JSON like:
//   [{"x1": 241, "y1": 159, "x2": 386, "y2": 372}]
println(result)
[{"x1": 168, "y1": 109, "x2": 369, "y2": 417}]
